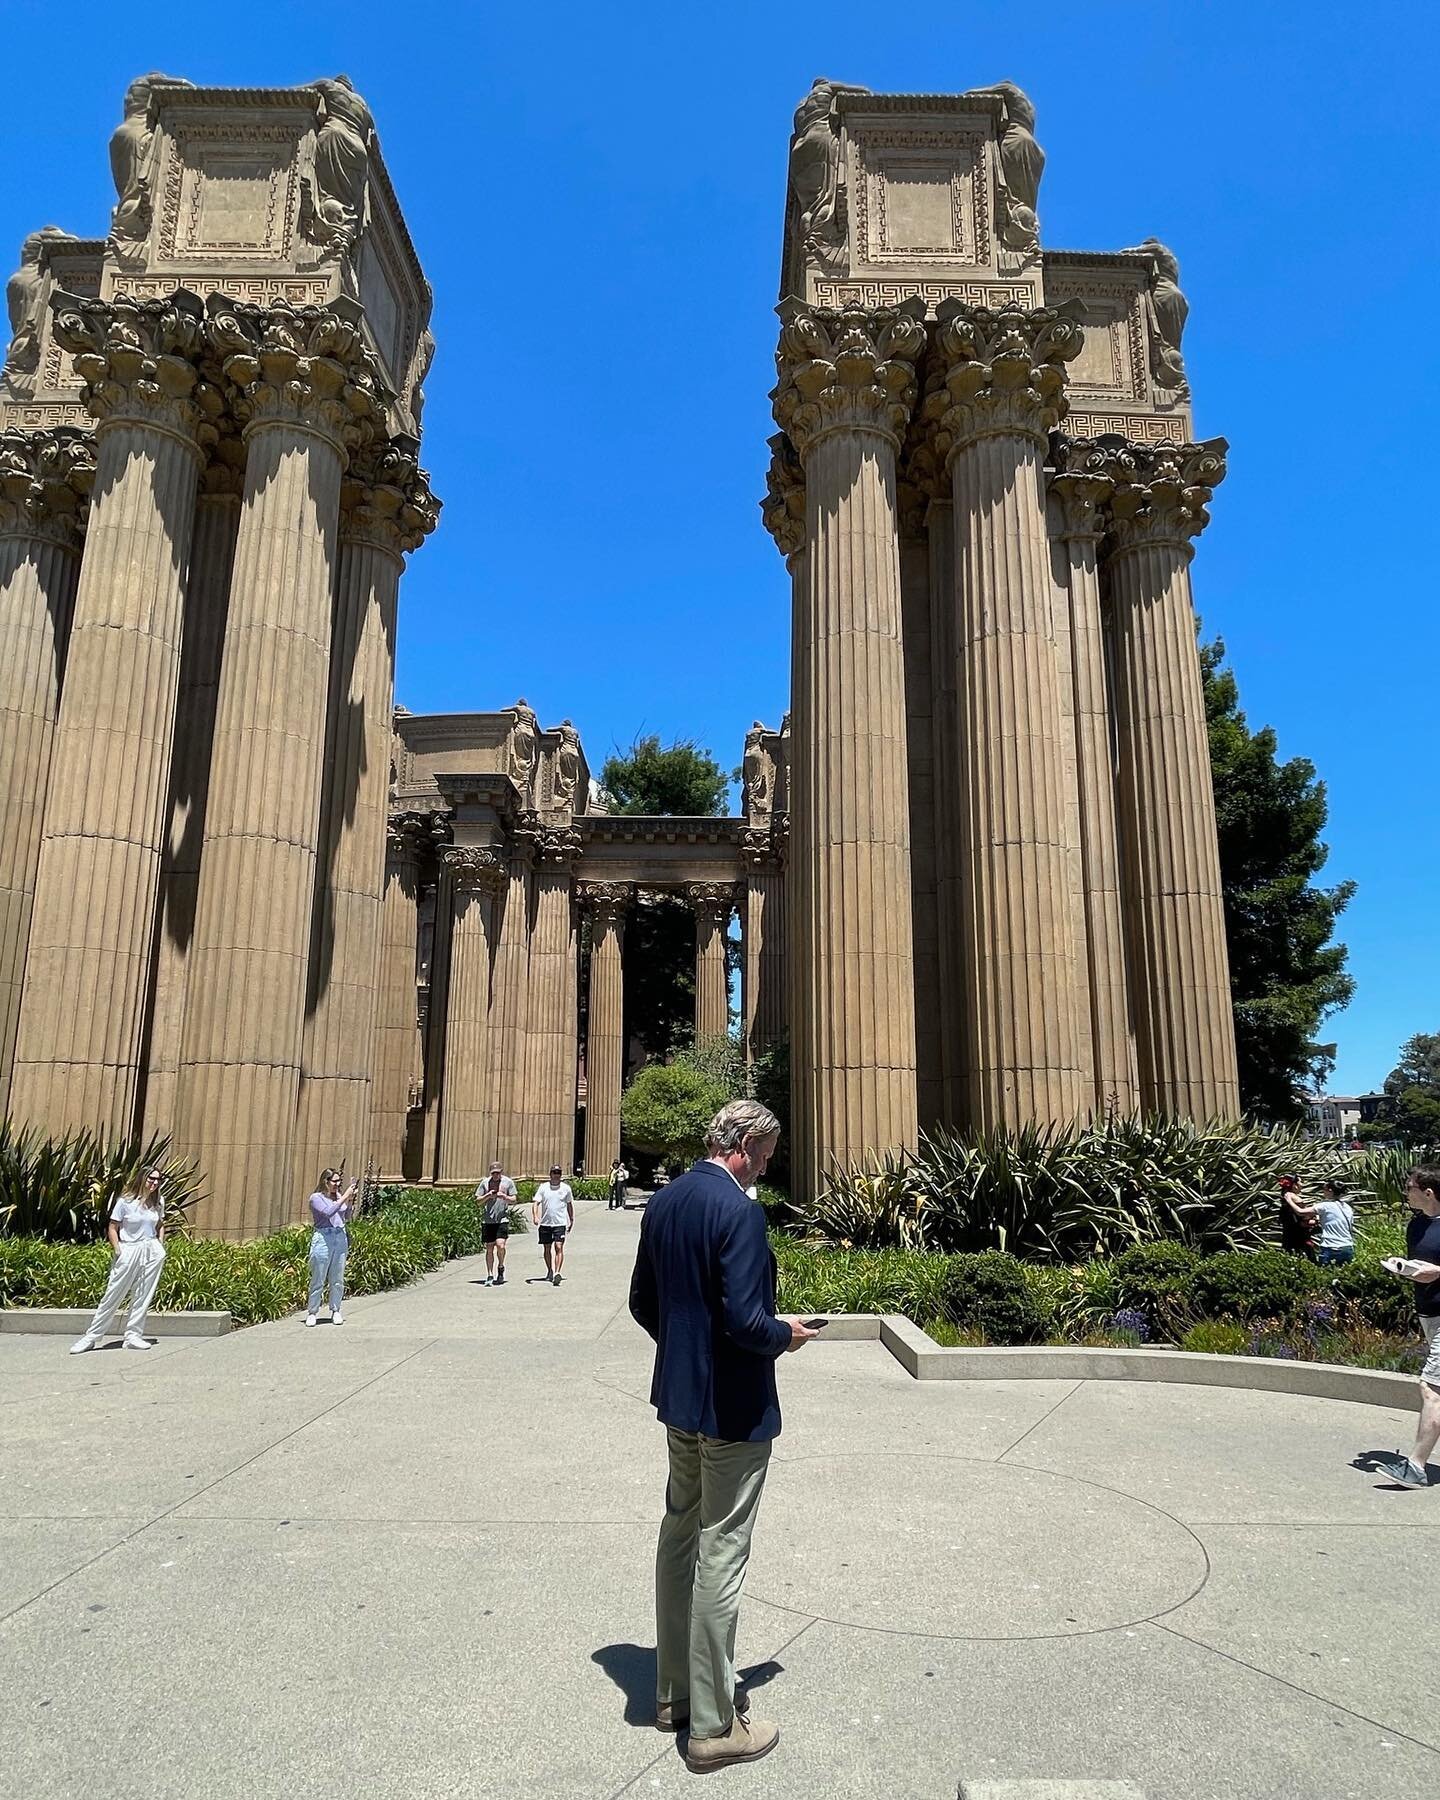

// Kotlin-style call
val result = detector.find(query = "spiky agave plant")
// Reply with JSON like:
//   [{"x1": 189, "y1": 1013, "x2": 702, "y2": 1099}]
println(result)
[{"x1": 0, "y1": 1122, "x2": 204, "y2": 1243}]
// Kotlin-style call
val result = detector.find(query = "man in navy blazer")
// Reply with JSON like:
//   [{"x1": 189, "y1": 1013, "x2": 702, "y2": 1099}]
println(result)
[{"x1": 629, "y1": 1097, "x2": 816, "y2": 1774}]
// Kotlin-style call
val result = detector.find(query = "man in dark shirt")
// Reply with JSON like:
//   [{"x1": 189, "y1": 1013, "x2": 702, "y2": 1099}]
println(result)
[
  {"x1": 628, "y1": 1098, "x2": 816, "y2": 1772},
  {"x1": 1377, "y1": 1166, "x2": 1440, "y2": 1486}
]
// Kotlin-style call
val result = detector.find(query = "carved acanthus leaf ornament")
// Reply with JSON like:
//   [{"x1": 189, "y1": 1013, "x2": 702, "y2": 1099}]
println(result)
[
  {"x1": 51, "y1": 289, "x2": 214, "y2": 441},
  {"x1": 0, "y1": 426, "x2": 96, "y2": 548},
  {"x1": 772, "y1": 299, "x2": 927, "y2": 460},
  {"x1": 760, "y1": 432, "x2": 806, "y2": 557},
  {"x1": 206, "y1": 298, "x2": 388, "y2": 456},
  {"x1": 685, "y1": 881, "x2": 739, "y2": 927},
  {"x1": 923, "y1": 300, "x2": 1084, "y2": 459},
  {"x1": 443, "y1": 845, "x2": 508, "y2": 895},
  {"x1": 577, "y1": 882, "x2": 632, "y2": 928},
  {"x1": 1106, "y1": 438, "x2": 1227, "y2": 558},
  {"x1": 1048, "y1": 434, "x2": 1118, "y2": 542},
  {"x1": 341, "y1": 436, "x2": 441, "y2": 556}
]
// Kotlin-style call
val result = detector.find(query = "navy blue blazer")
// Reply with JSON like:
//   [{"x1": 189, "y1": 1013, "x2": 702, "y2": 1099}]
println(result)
[{"x1": 628, "y1": 1159, "x2": 792, "y2": 1443}]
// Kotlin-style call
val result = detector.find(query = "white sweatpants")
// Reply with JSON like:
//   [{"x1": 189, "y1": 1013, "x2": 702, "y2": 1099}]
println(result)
[{"x1": 84, "y1": 1240, "x2": 166, "y2": 1340}]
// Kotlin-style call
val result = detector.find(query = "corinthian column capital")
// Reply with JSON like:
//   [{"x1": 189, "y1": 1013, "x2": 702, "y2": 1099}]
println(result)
[
  {"x1": 443, "y1": 845, "x2": 508, "y2": 895},
  {"x1": 341, "y1": 436, "x2": 442, "y2": 557},
  {"x1": 0, "y1": 426, "x2": 96, "y2": 548},
  {"x1": 577, "y1": 881, "x2": 631, "y2": 927},
  {"x1": 1048, "y1": 434, "x2": 1117, "y2": 542},
  {"x1": 772, "y1": 299, "x2": 927, "y2": 460},
  {"x1": 923, "y1": 300, "x2": 1085, "y2": 460},
  {"x1": 760, "y1": 431, "x2": 806, "y2": 556},
  {"x1": 1107, "y1": 437, "x2": 1228, "y2": 558},
  {"x1": 51, "y1": 288, "x2": 213, "y2": 446},
  {"x1": 685, "y1": 881, "x2": 738, "y2": 927},
  {"x1": 206, "y1": 297, "x2": 389, "y2": 457},
  {"x1": 531, "y1": 823, "x2": 581, "y2": 872}
]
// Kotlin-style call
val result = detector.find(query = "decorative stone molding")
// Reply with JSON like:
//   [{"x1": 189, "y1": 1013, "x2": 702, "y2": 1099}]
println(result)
[
  {"x1": 339, "y1": 435, "x2": 441, "y2": 556},
  {"x1": 50, "y1": 288, "x2": 212, "y2": 443},
  {"x1": 442, "y1": 845, "x2": 507, "y2": 896},
  {"x1": 684, "y1": 881, "x2": 739, "y2": 926},
  {"x1": 1048, "y1": 433, "x2": 1116, "y2": 543},
  {"x1": 532, "y1": 822, "x2": 581, "y2": 872},
  {"x1": 771, "y1": 299, "x2": 927, "y2": 460},
  {"x1": 1106, "y1": 437, "x2": 1227, "y2": 559},
  {"x1": 0, "y1": 426, "x2": 96, "y2": 548},
  {"x1": 760, "y1": 431, "x2": 805, "y2": 556},
  {"x1": 576, "y1": 881, "x2": 632, "y2": 925},
  {"x1": 384, "y1": 811, "x2": 428, "y2": 871},
  {"x1": 205, "y1": 296, "x2": 388, "y2": 455},
  {"x1": 922, "y1": 300, "x2": 1085, "y2": 459},
  {"x1": 740, "y1": 821, "x2": 787, "y2": 873}
]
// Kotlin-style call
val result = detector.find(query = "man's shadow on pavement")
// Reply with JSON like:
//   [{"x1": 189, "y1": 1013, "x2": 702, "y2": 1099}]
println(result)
[
  {"x1": 1352, "y1": 1448, "x2": 1435, "y2": 1486},
  {"x1": 591, "y1": 1644, "x2": 784, "y2": 1726}
]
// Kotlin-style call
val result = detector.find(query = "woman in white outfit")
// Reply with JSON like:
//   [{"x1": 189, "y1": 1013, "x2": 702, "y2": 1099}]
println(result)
[
  {"x1": 70, "y1": 1170, "x2": 167, "y2": 1353},
  {"x1": 306, "y1": 1168, "x2": 358, "y2": 1326}
]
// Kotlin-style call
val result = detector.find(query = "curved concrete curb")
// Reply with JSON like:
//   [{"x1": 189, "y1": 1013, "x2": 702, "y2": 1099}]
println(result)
[
  {"x1": 0, "y1": 1308, "x2": 232, "y2": 1336},
  {"x1": 808, "y1": 1312, "x2": 1416, "y2": 1412}
]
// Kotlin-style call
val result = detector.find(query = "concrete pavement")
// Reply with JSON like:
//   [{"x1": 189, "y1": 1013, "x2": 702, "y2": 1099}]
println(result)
[{"x1": 2, "y1": 1199, "x2": 1438, "y2": 1798}]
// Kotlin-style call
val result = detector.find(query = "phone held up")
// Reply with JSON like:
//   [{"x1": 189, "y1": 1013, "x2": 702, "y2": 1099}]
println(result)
[{"x1": 799, "y1": 1317, "x2": 829, "y2": 1331}]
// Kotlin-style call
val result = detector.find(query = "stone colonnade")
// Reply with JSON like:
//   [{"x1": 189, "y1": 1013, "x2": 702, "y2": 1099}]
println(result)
[
  {"x1": 1, "y1": 290, "x2": 438, "y2": 1237},
  {"x1": 370, "y1": 840, "x2": 788, "y2": 1186},
  {"x1": 765, "y1": 298, "x2": 1238, "y2": 1200}
]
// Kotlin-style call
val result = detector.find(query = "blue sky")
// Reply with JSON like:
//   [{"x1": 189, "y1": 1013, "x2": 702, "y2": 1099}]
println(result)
[{"x1": 3, "y1": 0, "x2": 1435, "y2": 1094}]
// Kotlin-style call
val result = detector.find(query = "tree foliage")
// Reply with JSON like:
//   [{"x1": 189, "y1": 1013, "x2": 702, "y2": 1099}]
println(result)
[
  {"x1": 1378, "y1": 1031, "x2": 1440, "y2": 1148},
  {"x1": 1202, "y1": 635, "x2": 1355, "y2": 1121},
  {"x1": 599, "y1": 733, "x2": 730, "y2": 817},
  {"x1": 619, "y1": 1037, "x2": 739, "y2": 1166}
]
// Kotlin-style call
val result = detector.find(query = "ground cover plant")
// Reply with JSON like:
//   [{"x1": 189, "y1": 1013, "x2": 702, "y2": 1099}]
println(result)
[
  {"x1": 0, "y1": 1185, "x2": 527, "y2": 1323},
  {"x1": 797, "y1": 1116, "x2": 1404, "y2": 1260}
]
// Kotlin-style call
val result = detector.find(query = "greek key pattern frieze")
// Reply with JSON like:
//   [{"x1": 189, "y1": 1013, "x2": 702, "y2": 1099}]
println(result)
[{"x1": 811, "y1": 279, "x2": 1035, "y2": 315}]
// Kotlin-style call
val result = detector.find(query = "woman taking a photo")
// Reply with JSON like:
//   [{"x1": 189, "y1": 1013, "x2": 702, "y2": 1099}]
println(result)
[
  {"x1": 306, "y1": 1168, "x2": 359, "y2": 1327},
  {"x1": 70, "y1": 1168, "x2": 167, "y2": 1353}
]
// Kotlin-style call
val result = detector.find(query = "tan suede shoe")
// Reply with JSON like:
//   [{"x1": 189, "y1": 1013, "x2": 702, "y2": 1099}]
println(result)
[
  {"x1": 655, "y1": 1690, "x2": 750, "y2": 1734},
  {"x1": 683, "y1": 1711, "x2": 779, "y2": 1773}
]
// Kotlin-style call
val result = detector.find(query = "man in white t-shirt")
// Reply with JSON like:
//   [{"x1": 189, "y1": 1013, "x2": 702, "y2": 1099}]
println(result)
[{"x1": 534, "y1": 1166, "x2": 575, "y2": 1285}]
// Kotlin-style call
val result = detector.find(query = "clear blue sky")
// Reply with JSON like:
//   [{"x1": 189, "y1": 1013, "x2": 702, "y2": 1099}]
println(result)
[{"x1": 3, "y1": 0, "x2": 1435, "y2": 1094}]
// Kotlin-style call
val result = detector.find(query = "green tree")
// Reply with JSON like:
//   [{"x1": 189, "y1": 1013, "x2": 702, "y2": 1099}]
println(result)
[
  {"x1": 1385, "y1": 1032, "x2": 1440, "y2": 1097},
  {"x1": 1202, "y1": 635, "x2": 1355, "y2": 1121},
  {"x1": 597, "y1": 734, "x2": 734, "y2": 1064},
  {"x1": 599, "y1": 733, "x2": 730, "y2": 816},
  {"x1": 620, "y1": 1037, "x2": 741, "y2": 1168},
  {"x1": 1380, "y1": 1032, "x2": 1440, "y2": 1148}
]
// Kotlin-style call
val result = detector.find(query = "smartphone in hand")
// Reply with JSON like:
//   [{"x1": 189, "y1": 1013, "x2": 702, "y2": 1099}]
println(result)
[
  {"x1": 800, "y1": 1317, "x2": 829, "y2": 1330},
  {"x1": 1384, "y1": 1257, "x2": 1424, "y2": 1278}
]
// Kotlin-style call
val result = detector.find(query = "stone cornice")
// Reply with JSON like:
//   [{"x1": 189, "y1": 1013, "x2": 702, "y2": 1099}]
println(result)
[
  {"x1": 922, "y1": 299, "x2": 1085, "y2": 461},
  {"x1": 206, "y1": 294, "x2": 390, "y2": 458},
  {"x1": 578, "y1": 817, "x2": 745, "y2": 848},
  {"x1": 760, "y1": 431, "x2": 806, "y2": 558},
  {"x1": 772, "y1": 298, "x2": 927, "y2": 460},
  {"x1": 442, "y1": 845, "x2": 507, "y2": 895},
  {"x1": 340, "y1": 434, "x2": 441, "y2": 557},
  {"x1": 0, "y1": 426, "x2": 96, "y2": 549},
  {"x1": 50, "y1": 288, "x2": 213, "y2": 447},
  {"x1": 1105, "y1": 437, "x2": 1227, "y2": 558}
]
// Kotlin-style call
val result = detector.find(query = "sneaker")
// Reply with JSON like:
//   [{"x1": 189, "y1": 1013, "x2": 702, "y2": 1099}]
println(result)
[
  {"x1": 1378, "y1": 1453, "x2": 1428, "y2": 1487},
  {"x1": 331, "y1": 1312, "x2": 344, "y2": 1326},
  {"x1": 684, "y1": 1711, "x2": 778, "y2": 1773},
  {"x1": 554, "y1": 1272, "x2": 563, "y2": 1285},
  {"x1": 304, "y1": 1314, "x2": 318, "y2": 1328},
  {"x1": 483, "y1": 1276, "x2": 493, "y2": 1287},
  {"x1": 69, "y1": 1336, "x2": 97, "y2": 1355},
  {"x1": 495, "y1": 1271, "x2": 505, "y2": 1286},
  {"x1": 656, "y1": 1690, "x2": 750, "y2": 1734},
  {"x1": 122, "y1": 1333, "x2": 153, "y2": 1351}
]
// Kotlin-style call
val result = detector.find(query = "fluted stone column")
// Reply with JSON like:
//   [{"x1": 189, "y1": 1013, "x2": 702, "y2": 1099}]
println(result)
[
  {"x1": 419, "y1": 842, "x2": 455, "y2": 1183},
  {"x1": 688, "y1": 882, "x2": 735, "y2": 1041},
  {"x1": 488, "y1": 831, "x2": 535, "y2": 1173},
  {"x1": 741, "y1": 828, "x2": 787, "y2": 1056},
  {"x1": 519, "y1": 827, "x2": 579, "y2": 1174},
  {"x1": 294, "y1": 443, "x2": 439, "y2": 1186},
  {"x1": 176, "y1": 300, "x2": 384, "y2": 1237},
  {"x1": 772, "y1": 301, "x2": 925, "y2": 1198},
  {"x1": 925, "y1": 497, "x2": 965, "y2": 1127},
  {"x1": 10, "y1": 293, "x2": 207, "y2": 1138},
  {"x1": 580, "y1": 883, "x2": 628, "y2": 1175},
  {"x1": 1051, "y1": 438, "x2": 1138, "y2": 1114},
  {"x1": 924, "y1": 301, "x2": 1087, "y2": 1129},
  {"x1": 1105, "y1": 438, "x2": 1239, "y2": 1119},
  {"x1": 143, "y1": 446, "x2": 243, "y2": 1137},
  {"x1": 368, "y1": 813, "x2": 425, "y2": 1179},
  {"x1": 436, "y1": 848, "x2": 506, "y2": 1183},
  {"x1": 0, "y1": 428, "x2": 93, "y2": 1115}
]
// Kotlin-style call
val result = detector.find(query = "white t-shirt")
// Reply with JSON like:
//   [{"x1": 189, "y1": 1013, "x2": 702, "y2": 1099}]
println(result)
[
  {"x1": 110, "y1": 1195, "x2": 163, "y2": 1243},
  {"x1": 536, "y1": 1181, "x2": 574, "y2": 1227},
  {"x1": 1313, "y1": 1198, "x2": 1355, "y2": 1249}
]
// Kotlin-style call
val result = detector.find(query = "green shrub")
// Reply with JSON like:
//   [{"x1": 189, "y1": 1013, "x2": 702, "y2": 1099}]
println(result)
[
  {"x1": 946, "y1": 1251, "x2": 1052, "y2": 1344},
  {"x1": 1190, "y1": 1249, "x2": 1315, "y2": 1323},
  {"x1": 0, "y1": 1123, "x2": 203, "y2": 1242},
  {"x1": 1111, "y1": 1243, "x2": 1201, "y2": 1336},
  {"x1": 1325, "y1": 1259, "x2": 1415, "y2": 1333},
  {"x1": 1179, "y1": 1320, "x2": 1249, "y2": 1355}
]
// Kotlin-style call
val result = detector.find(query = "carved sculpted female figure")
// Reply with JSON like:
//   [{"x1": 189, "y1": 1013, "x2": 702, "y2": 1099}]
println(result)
[{"x1": 311, "y1": 75, "x2": 374, "y2": 237}]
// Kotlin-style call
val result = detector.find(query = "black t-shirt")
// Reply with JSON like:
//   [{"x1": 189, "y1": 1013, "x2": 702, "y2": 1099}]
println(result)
[
  {"x1": 1279, "y1": 1195, "x2": 1314, "y2": 1251},
  {"x1": 1406, "y1": 1212, "x2": 1440, "y2": 1316}
]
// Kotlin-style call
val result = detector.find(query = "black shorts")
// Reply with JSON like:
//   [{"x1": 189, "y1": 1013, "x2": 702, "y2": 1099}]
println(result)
[
  {"x1": 482, "y1": 1222, "x2": 510, "y2": 1244},
  {"x1": 538, "y1": 1224, "x2": 568, "y2": 1246}
]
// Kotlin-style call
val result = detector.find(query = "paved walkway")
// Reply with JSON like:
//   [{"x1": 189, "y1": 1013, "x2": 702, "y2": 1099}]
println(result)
[{"x1": 3, "y1": 1200, "x2": 1439, "y2": 1799}]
